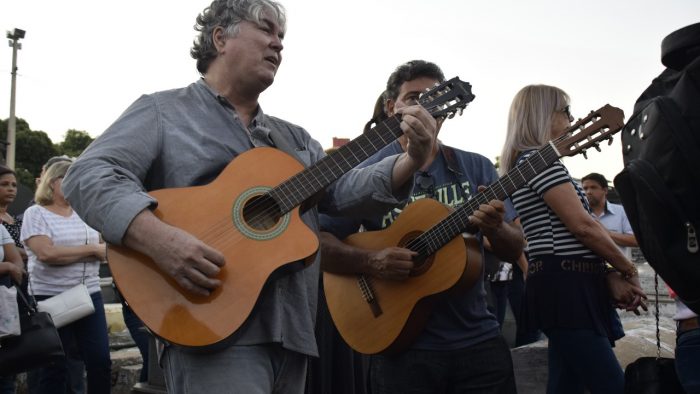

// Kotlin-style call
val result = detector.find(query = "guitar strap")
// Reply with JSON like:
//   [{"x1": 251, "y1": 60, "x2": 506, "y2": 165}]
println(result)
[
  {"x1": 265, "y1": 124, "x2": 327, "y2": 214},
  {"x1": 266, "y1": 126, "x2": 307, "y2": 168},
  {"x1": 442, "y1": 144, "x2": 500, "y2": 278},
  {"x1": 440, "y1": 144, "x2": 470, "y2": 202}
]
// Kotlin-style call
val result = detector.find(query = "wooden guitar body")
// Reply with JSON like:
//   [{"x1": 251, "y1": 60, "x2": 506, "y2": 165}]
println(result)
[
  {"x1": 323, "y1": 198, "x2": 482, "y2": 355},
  {"x1": 108, "y1": 147, "x2": 319, "y2": 348},
  {"x1": 323, "y1": 103, "x2": 626, "y2": 355},
  {"x1": 105, "y1": 78, "x2": 476, "y2": 348}
]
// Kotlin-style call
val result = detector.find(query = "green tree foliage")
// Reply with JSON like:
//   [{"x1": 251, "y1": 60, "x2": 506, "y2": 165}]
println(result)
[
  {"x1": 58, "y1": 129, "x2": 94, "y2": 158},
  {"x1": 14, "y1": 167, "x2": 35, "y2": 194},
  {"x1": 1, "y1": 118, "x2": 94, "y2": 190},
  {"x1": 16, "y1": 127, "x2": 57, "y2": 179}
]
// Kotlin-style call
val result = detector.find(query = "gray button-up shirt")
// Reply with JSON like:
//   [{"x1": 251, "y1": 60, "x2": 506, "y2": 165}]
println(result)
[{"x1": 63, "y1": 79, "x2": 411, "y2": 356}]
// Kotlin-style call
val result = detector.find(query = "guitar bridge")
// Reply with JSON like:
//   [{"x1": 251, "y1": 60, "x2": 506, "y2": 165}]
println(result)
[{"x1": 357, "y1": 275, "x2": 382, "y2": 317}]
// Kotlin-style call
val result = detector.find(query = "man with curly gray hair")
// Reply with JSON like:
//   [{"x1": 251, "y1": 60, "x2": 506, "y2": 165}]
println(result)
[{"x1": 63, "y1": 0, "x2": 439, "y2": 393}]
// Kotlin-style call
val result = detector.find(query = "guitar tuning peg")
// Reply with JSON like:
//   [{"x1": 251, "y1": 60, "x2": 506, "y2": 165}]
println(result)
[
  {"x1": 458, "y1": 108, "x2": 464, "y2": 116},
  {"x1": 607, "y1": 137, "x2": 614, "y2": 146},
  {"x1": 594, "y1": 143, "x2": 601, "y2": 152},
  {"x1": 582, "y1": 151, "x2": 588, "y2": 160}
]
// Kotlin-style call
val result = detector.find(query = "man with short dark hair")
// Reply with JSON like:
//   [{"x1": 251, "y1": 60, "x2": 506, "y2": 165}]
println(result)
[
  {"x1": 581, "y1": 172, "x2": 638, "y2": 260},
  {"x1": 320, "y1": 60, "x2": 524, "y2": 394}
]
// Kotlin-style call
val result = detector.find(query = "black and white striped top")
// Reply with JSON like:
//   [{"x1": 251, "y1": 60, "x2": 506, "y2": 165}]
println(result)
[{"x1": 511, "y1": 151, "x2": 596, "y2": 258}]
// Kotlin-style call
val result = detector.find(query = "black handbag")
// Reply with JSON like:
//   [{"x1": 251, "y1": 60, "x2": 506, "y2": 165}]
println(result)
[
  {"x1": 0, "y1": 283, "x2": 65, "y2": 376},
  {"x1": 623, "y1": 274, "x2": 685, "y2": 394}
]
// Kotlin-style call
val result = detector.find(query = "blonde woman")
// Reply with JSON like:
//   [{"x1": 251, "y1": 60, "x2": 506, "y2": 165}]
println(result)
[
  {"x1": 21, "y1": 161, "x2": 111, "y2": 393},
  {"x1": 500, "y1": 85, "x2": 646, "y2": 394}
]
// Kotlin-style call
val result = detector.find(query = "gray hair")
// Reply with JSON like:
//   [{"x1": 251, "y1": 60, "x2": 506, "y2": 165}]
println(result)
[
  {"x1": 499, "y1": 84, "x2": 569, "y2": 174},
  {"x1": 191, "y1": 0, "x2": 287, "y2": 74}
]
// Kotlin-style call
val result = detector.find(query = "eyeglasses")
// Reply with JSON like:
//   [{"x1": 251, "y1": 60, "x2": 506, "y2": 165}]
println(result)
[
  {"x1": 560, "y1": 105, "x2": 574, "y2": 122},
  {"x1": 416, "y1": 172, "x2": 434, "y2": 196}
]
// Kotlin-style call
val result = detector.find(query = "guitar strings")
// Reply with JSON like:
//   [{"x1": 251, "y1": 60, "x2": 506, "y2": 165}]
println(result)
[
  {"x1": 357, "y1": 135, "x2": 570, "y2": 292},
  {"x1": 194, "y1": 107, "x2": 603, "y2": 263},
  {"x1": 195, "y1": 115, "x2": 406, "y2": 247},
  {"x1": 403, "y1": 145, "x2": 560, "y2": 258},
  {"x1": 337, "y1": 110, "x2": 619, "y2": 316},
  {"x1": 194, "y1": 99, "x2": 459, "y2": 250},
  {"x1": 225, "y1": 82, "x2": 468, "y2": 233},
  {"x1": 361, "y1": 113, "x2": 605, "y2": 274}
]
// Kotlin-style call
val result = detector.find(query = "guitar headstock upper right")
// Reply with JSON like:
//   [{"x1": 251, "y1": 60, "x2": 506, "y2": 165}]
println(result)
[
  {"x1": 552, "y1": 104, "x2": 625, "y2": 158},
  {"x1": 418, "y1": 77, "x2": 475, "y2": 120}
]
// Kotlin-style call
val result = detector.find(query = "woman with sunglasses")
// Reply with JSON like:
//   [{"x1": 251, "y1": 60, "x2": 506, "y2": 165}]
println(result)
[{"x1": 499, "y1": 84, "x2": 646, "y2": 394}]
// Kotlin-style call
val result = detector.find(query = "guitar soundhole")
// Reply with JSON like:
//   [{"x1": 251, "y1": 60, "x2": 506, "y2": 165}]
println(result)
[
  {"x1": 399, "y1": 231, "x2": 434, "y2": 277},
  {"x1": 242, "y1": 194, "x2": 282, "y2": 231}
]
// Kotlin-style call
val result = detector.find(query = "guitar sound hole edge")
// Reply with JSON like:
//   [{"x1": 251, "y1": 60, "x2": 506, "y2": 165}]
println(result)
[{"x1": 399, "y1": 231, "x2": 434, "y2": 277}]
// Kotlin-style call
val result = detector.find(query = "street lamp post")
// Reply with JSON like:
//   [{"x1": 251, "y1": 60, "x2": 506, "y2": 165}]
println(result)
[{"x1": 6, "y1": 28, "x2": 25, "y2": 169}]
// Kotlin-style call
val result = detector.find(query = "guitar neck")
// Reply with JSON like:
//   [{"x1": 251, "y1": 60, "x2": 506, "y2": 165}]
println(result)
[
  {"x1": 269, "y1": 116, "x2": 404, "y2": 213},
  {"x1": 265, "y1": 76, "x2": 476, "y2": 214},
  {"x1": 408, "y1": 143, "x2": 561, "y2": 257}
]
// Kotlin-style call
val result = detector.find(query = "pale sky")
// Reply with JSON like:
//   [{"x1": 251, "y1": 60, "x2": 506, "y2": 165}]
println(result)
[{"x1": 2, "y1": 0, "x2": 698, "y2": 181}]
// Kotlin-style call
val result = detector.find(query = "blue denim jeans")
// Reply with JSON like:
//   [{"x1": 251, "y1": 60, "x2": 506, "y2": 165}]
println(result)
[
  {"x1": 370, "y1": 335, "x2": 516, "y2": 394},
  {"x1": 543, "y1": 328, "x2": 624, "y2": 394},
  {"x1": 121, "y1": 301, "x2": 149, "y2": 382},
  {"x1": 676, "y1": 328, "x2": 700, "y2": 394},
  {"x1": 33, "y1": 291, "x2": 111, "y2": 394}
]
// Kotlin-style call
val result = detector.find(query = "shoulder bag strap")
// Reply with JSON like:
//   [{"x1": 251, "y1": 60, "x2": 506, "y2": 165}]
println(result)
[
  {"x1": 654, "y1": 272, "x2": 661, "y2": 359},
  {"x1": 82, "y1": 224, "x2": 89, "y2": 284},
  {"x1": 265, "y1": 126, "x2": 307, "y2": 168},
  {"x1": 440, "y1": 144, "x2": 470, "y2": 202},
  {"x1": 13, "y1": 281, "x2": 37, "y2": 314}
]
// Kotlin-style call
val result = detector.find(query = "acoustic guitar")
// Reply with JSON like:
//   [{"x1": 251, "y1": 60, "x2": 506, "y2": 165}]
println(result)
[
  {"x1": 107, "y1": 77, "x2": 475, "y2": 348},
  {"x1": 323, "y1": 104, "x2": 626, "y2": 355}
]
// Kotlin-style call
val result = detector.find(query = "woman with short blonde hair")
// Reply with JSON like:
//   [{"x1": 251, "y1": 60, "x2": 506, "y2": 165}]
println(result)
[
  {"x1": 34, "y1": 160, "x2": 71, "y2": 206},
  {"x1": 21, "y1": 160, "x2": 111, "y2": 393}
]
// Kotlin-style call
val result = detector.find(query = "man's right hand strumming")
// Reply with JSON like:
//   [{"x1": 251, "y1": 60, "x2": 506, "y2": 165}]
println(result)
[{"x1": 123, "y1": 209, "x2": 225, "y2": 296}]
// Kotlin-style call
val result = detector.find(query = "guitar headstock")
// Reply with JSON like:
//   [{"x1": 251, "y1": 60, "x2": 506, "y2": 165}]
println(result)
[
  {"x1": 552, "y1": 104, "x2": 625, "y2": 159},
  {"x1": 419, "y1": 77, "x2": 475, "y2": 120}
]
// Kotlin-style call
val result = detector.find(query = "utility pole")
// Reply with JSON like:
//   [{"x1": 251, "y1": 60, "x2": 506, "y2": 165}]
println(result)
[{"x1": 6, "y1": 28, "x2": 25, "y2": 170}]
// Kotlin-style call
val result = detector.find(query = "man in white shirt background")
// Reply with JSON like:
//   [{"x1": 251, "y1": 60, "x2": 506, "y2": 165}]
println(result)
[{"x1": 581, "y1": 172, "x2": 638, "y2": 259}]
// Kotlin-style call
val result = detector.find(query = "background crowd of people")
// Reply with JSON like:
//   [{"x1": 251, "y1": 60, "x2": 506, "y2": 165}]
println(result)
[{"x1": 1, "y1": 1, "x2": 697, "y2": 394}]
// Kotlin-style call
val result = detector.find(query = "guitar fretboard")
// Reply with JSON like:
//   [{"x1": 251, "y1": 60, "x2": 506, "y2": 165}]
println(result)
[
  {"x1": 261, "y1": 76, "x2": 474, "y2": 214},
  {"x1": 268, "y1": 116, "x2": 405, "y2": 213},
  {"x1": 407, "y1": 143, "x2": 560, "y2": 257}
]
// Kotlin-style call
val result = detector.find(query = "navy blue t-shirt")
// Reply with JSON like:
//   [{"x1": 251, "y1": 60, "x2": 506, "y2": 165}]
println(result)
[{"x1": 321, "y1": 141, "x2": 517, "y2": 350}]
